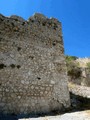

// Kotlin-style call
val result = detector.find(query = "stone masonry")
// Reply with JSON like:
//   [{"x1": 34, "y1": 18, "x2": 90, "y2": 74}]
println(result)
[{"x1": 0, "y1": 13, "x2": 70, "y2": 114}]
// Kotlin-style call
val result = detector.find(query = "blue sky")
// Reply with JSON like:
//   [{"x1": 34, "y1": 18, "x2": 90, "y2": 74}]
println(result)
[{"x1": 0, "y1": 0, "x2": 90, "y2": 57}]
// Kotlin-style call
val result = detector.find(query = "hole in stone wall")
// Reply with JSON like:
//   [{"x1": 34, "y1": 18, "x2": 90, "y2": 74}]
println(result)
[
  {"x1": 52, "y1": 43, "x2": 56, "y2": 46},
  {"x1": 53, "y1": 23, "x2": 58, "y2": 30},
  {"x1": 17, "y1": 47, "x2": 21, "y2": 51},
  {"x1": 31, "y1": 19, "x2": 34, "y2": 23},
  {"x1": 0, "y1": 37, "x2": 4, "y2": 42},
  {"x1": 11, "y1": 22, "x2": 14, "y2": 26},
  {"x1": 14, "y1": 19, "x2": 18, "y2": 21},
  {"x1": 22, "y1": 22, "x2": 26, "y2": 25},
  {"x1": 42, "y1": 23, "x2": 46, "y2": 26},
  {"x1": 37, "y1": 77, "x2": 41, "y2": 80},
  {"x1": 0, "y1": 19, "x2": 3, "y2": 22},
  {"x1": 48, "y1": 22, "x2": 52, "y2": 27},
  {"x1": 6, "y1": 19, "x2": 10, "y2": 22},
  {"x1": 17, "y1": 65, "x2": 21, "y2": 69},
  {"x1": 0, "y1": 64, "x2": 6, "y2": 69},
  {"x1": 13, "y1": 42, "x2": 15, "y2": 45},
  {"x1": 29, "y1": 56, "x2": 34, "y2": 60},
  {"x1": 53, "y1": 27, "x2": 57, "y2": 30},
  {"x1": 10, "y1": 64, "x2": 15, "y2": 68},
  {"x1": 37, "y1": 21, "x2": 40, "y2": 24}
]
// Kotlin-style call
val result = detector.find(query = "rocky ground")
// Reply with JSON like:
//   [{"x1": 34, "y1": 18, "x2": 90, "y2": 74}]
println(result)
[{"x1": 68, "y1": 82, "x2": 90, "y2": 98}]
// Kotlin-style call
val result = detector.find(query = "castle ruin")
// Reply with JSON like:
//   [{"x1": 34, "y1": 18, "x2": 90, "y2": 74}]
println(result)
[{"x1": 0, "y1": 13, "x2": 70, "y2": 114}]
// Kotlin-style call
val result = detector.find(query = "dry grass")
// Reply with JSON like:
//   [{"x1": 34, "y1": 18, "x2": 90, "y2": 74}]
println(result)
[{"x1": 76, "y1": 58, "x2": 90, "y2": 68}]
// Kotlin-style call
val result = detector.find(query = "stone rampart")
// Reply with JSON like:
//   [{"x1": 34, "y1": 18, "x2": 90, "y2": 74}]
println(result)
[{"x1": 0, "y1": 13, "x2": 70, "y2": 114}]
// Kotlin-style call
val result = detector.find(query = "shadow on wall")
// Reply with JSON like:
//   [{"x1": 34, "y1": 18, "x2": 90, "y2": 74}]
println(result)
[{"x1": 0, "y1": 109, "x2": 66, "y2": 120}]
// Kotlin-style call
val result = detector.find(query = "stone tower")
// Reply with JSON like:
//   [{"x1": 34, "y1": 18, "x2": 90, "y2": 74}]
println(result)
[{"x1": 0, "y1": 13, "x2": 70, "y2": 114}]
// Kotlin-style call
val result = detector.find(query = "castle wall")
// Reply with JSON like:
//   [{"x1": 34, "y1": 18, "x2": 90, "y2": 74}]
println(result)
[{"x1": 0, "y1": 13, "x2": 70, "y2": 114}]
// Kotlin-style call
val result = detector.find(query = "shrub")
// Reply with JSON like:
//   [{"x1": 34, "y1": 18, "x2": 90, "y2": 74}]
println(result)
[
  {"x1": 65, "y1": 55, "x2": 81, "y2": 79},
  {"x1": 66, "y1": 55, "x2": 78, "y2": 62},
  {"x1": 86, "y1": 62, "x2": 90, "y2": 68},
  {"x1": 66, "y1": 55, "x2": 79, "y2": 68},
  {"x1": 68, "y1": 67, "x2": 82, "y2": 79}
]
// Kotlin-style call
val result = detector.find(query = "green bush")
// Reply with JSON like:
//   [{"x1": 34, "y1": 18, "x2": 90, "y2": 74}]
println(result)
[
  {"x1": 66, "y1": 55, "x2": 78, "y2": 62},
  {"x1": 86, "y1": 62, "x2": 90, "y2": 68},
  {"x1": 68, "y1": 66, "x2": 81, "y2": 79},
  {"x1": 65, "y1": 55, "x2": 81, "y2": 79},
  {"x1": 65, "y1": 55, "x2": 79, "y2": 68}
]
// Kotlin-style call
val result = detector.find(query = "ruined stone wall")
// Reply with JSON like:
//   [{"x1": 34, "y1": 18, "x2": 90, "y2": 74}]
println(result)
[{"x1": 0, "y1": 13, "x2": 70, "y2": 114}]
